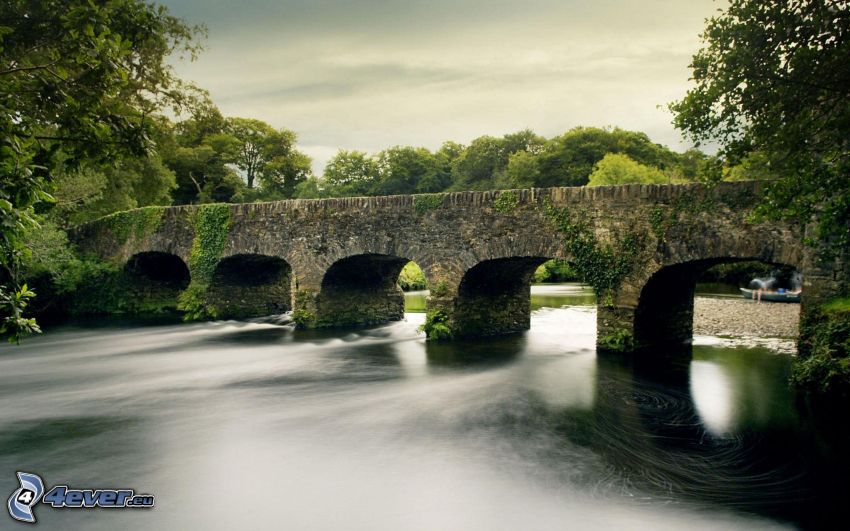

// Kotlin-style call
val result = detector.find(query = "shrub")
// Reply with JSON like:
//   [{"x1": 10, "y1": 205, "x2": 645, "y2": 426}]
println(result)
[
  {"x1": 793, "y1": 297, "x2": 850, "y2": 395},
  {"x1": 420, "y1": 309, "x2": 453, "y2": 340},
  {"x1": 398, "y1": 262, "x2": 426, "y2": 291},
  {"x1": 533, "y1": 259, "x2": 579, "y2": 283}
]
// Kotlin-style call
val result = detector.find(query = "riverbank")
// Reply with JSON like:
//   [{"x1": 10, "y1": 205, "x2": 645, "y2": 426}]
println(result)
[{"x1": 694, "y1": 297, "x2": 800, "y2": 338}]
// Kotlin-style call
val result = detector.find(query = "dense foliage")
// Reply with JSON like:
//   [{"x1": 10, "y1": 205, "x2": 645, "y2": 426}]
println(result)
[
  {"x1": 398, "y1": 262, "x2": 427, "y2": 291},
  {"x1": 587, "y1": 153, "x2": 668, "y2": 186},
  {"x1": 0, "y1": 0, "x2": 203, "y2": 341},
  {"x1": 793, "y1": 298, "x2": 850, "y2": 395},
  {"x1": 533, "y1": 260, "x2": 578, "y2": 283},
  {"x1": 671, "y1": 0, "x2": 850, "y2": 255}
]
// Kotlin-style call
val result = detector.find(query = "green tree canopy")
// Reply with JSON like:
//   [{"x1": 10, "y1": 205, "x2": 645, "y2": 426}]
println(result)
[
  {"x1": 449, "y1": 129, "x2": 544, "y2": 190},
  {"x1": 0, "y1": 0, "x2": 204, "y2": 341},
  {"x1": 322, "y1": 150, "x2": 379, "y2": 197},
  {"x1": 587, "y1": 153, "x2": 668, "y2": 186},
  {"x1": 671, "y1": 0, "x2": 850, "y2": 253},
  {"x1": 163, "y1": 104, "x2": 243, "y2": 204},
  {"x1": 225, "y1": 118, "x2": 311, "y2": 197},
  {"x1": 529, "y1": 127, "x2": 679, "y2": 188},
  {"x1": 168, "y1": 144, "x2": 242, "y2": 204},
  {"x1": 373, "y1": 146, "x2": 448, "y2": 195}
]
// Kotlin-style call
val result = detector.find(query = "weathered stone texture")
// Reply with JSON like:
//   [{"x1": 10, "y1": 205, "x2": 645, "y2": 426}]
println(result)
[{"x1": 71, "y1": 181, "x2": 843, "y2": 353}]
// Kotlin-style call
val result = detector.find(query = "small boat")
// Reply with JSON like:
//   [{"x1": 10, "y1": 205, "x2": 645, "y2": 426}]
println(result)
[{"x1": 740, "y1": 288, "x2": 801, "y2": 303}]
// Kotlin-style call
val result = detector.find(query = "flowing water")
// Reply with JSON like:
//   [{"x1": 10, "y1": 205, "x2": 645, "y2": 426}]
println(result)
[{"x1": 0, "y1": 284, "x2": 847, "y2": 530}]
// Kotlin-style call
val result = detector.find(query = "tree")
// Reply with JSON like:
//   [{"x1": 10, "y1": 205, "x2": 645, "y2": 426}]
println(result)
[
  {"x1": 53, "y1": 154, "x2": 176, "y2": 225},
  {"x1": 450, "y1": 135, "x2": 504, "y2": 189},
  {"x1": 323, "y1": 150, "x2": 379, "y2": 197},
  {"x1": 223, "y1": 118, "x2": 312, "y2": 198},
  {"x1": 505, "y1": 150, "x2": 541, "y2": 188},
  {"x1": 258, "y1": 149, "x2": 312, "y2": 199},
  {"x1": 436, "y1": 141, "x2": 465, "y2": 164},
  {"x1": 294, "y1": 176, "x2": 327, "y2": 199},
  {"x1": 168, "y1": 144, "x2": 242, "y2": 204},
  {"x1": 670, "y1": 0, "x2": 850, "y2": 253},
  {"x1": 164, "y1": 106, "x2": 244, "y2": 204},
  {"x1": 724, "y1": 152, "x2": 774, "y2": 182},
  {"x1": 449, "y1": 129, "x2": 544, "y2": 190},
  {"x1": 531, "y1": 127, "x2": 679, "y2": 188},
  {"x1": 587, "y1": 153, "x2": 668, "y2": 186},
  {"x1": 671, "y1": 148, "x2": 721, "y2": 183},
  {"x1": 0, "y1": 0, "x2": 204, "y2": 340},
  {"x1": 372, "y1": 147, "x2": 447, "y2": 195}
]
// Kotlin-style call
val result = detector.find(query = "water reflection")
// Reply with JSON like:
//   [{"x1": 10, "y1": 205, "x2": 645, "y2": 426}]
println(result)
[
  {"x1": 0, "y1": 285, "x2": 846, "y2": 530},
  {"x1": 690, "y1": 360, "x2": 736, "y2": 435}
]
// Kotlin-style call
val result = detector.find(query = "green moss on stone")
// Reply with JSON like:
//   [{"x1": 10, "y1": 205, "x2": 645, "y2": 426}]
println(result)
[
  {"x1": 494, "y1": 190, "x2": 519, "y2": 213},
  {"x1": 69, "y1": 259, "x2": 181, "y2": 316},
  {"x1": 430, "y1": 280, "x2": 449, "y2": 298},
  {"x1": 414, "y1": 194, "x2": 444, "y2": 214},
  {"x1": 179, "y1": 204, "x2": 232, "y2": 322},
  {"x1": 649, "y1": 206, "x2": 667, "y2": 243},
  {"x1": 177, "y1": 282, "x2": 218, "y2": 321},
  {"x1": 542, "y1": 199, "x2": 645, "y2": 304},
  {"x1": 292, "y1": 290, "x2": 316, "y2": 329},
  {"x1": 598, "y1": 327, "x2": 635, "y2": 352},
  {"x1": 188, "y1": 204, "x2": 231, "y2": 283},
  {"x1": 100, "y1": 206, "x2": 165, "y2": 244}
]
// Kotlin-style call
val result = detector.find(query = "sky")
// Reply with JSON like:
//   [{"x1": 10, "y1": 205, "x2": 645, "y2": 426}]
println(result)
[{"x1": 160, "y1": 0, "x2": 722, "y2": 174}]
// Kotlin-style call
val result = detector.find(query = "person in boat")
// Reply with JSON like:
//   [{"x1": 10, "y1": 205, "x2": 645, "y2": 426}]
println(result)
[
  {"x1": 749, "y1": 277, "x2": 776, "y2": 304},
  {"x1": 746, "y1": 271, "x2": 802, "y2": 303}
]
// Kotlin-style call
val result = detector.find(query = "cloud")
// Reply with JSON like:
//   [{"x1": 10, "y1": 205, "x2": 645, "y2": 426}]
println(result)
[{"x1": 161, "y1": 0, "x2": 719, "y2": 173}]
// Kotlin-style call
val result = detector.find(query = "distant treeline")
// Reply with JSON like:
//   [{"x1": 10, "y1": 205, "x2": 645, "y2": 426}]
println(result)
[{"x1": 48, "y1": 104, "x2": 772, "y2": 228}]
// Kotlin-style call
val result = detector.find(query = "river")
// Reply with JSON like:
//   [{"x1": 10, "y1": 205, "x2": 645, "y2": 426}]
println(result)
[{"x1": 0, "y1": 284, "x2": 847, "y2": 529}]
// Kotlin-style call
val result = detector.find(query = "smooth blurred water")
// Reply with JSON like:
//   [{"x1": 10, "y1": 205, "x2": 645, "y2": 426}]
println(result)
[{"x1": 0, "y1": 284, "x2": 847, "y2": 530}]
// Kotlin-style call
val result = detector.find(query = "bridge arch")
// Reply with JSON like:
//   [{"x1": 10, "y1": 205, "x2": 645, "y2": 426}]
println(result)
[
  {"x1": 451, "y1": 256, "x2": 551, "y2": 338},
  {"x1": 125, "y1": 251, "x2": 191, "y2": 286},
  {"x1": 313, "y1": 253, "x2": 425, "y2": 328},
  {"x1": 207, "y1": 253, "x2": 292, "y2": 319},
  {"x1": 123, "y1": 251, "x2": 191, "y2": 312},
  {"x1": 631, "y1": 257, "x2": 802, "y2": 352}
]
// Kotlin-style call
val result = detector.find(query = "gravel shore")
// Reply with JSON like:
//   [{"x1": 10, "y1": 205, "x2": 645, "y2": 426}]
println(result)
[{"x1": 693, "y1": 296, "x2": 800, "y2": 338}]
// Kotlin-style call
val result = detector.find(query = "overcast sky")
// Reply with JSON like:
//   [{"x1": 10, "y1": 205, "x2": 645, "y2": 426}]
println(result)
[{"x1": 160, "y1": 0, "x2": 722, "y2": 173}]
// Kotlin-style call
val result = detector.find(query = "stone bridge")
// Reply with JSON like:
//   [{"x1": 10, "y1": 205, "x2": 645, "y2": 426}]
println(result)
[{"x1": 71, "y1": 181, "x2": 845, "y2": 353}]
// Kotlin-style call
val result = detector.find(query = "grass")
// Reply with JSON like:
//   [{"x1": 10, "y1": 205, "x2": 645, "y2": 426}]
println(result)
[{"x1": 822, "y1": 297, "x2": 850, "y2": 313}]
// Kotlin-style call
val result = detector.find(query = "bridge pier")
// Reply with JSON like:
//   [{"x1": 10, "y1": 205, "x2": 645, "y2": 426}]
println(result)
[
  {"x1": 206, "y1": 254, "x2": 292, "y2": 319},
  {"x1": 422, "y1": 257, "x2": 548, "y2": 340},
  {"x1": 293, "y1": 254, "x2": 409, "y2": 329},
  {"x1": 598, "y1": 264, "x2": 703, "y2": 353}
]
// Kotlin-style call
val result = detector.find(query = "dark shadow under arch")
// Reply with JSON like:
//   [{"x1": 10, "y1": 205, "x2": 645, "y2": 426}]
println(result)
[
  {"x1": 453, "y1": 256, "x2": 550, "y2": 338},
  {"x1": 209, "y1": 254, "x2": 292, "y2": 318},
  {"x1": 122, "y1": 251, "x2": 191, "y2": 313},
  {"x1": 634, "y1": 258, "x2": 801, "y2": 352},
  {"x1": 213, "y1": 254, "x2": 290, "y2": 287},
  {"x1": 316, "y1": 254, "x2": 413, "y2": 327},
  {"x1": 125, "y1": 251, "x2": 191, "y2": 289}
]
